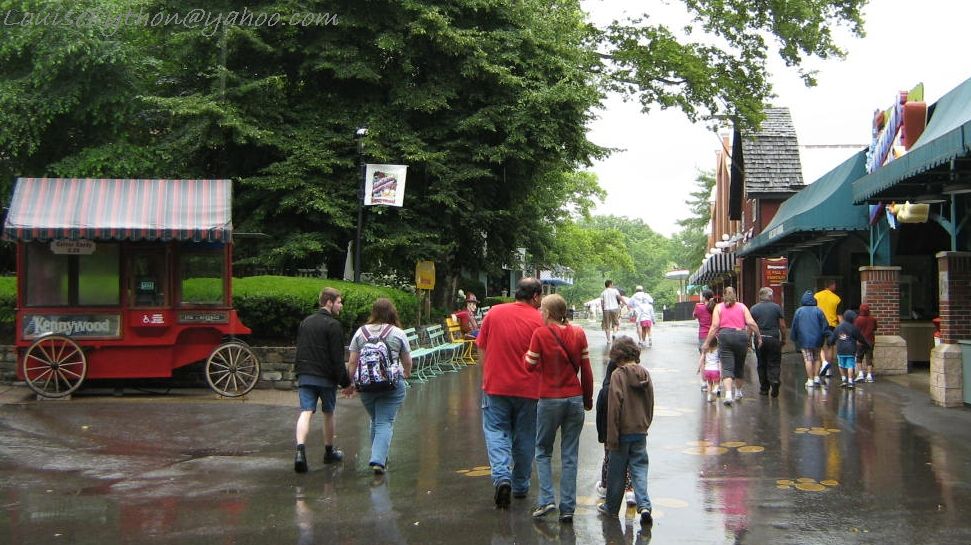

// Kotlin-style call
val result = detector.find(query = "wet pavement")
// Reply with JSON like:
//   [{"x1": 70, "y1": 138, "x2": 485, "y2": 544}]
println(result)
[{"x1": 3, "y1": 320, "x2": 971, "y2": 544}]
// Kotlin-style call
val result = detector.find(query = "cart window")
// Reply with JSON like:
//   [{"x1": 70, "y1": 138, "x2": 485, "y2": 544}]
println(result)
[
  {"x1": 180, "y1": 253, "x2": 225, "y2": 305},
  {"x1": 25, "y1": 244, "x2": 69, "y2": 306},
  {"x1": 130, "y1": 253, "x2": 167, "y2": 307},
  {"x1": 78, "y1": 244, "x2": 120, "y2": 306}
]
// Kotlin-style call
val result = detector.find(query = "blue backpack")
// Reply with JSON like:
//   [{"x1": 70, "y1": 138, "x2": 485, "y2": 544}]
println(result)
[{"x1": 353, "y1": 325, "x2": 398, "y2": 392}]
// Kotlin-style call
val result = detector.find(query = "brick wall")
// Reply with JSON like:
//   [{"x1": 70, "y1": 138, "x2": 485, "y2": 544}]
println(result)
[
  {"x1": 937, "y1": 252, "x2": 971, "y2": 344},
  {"x1": 859, "y1": 266, "x2": 901, "y2": 336}
]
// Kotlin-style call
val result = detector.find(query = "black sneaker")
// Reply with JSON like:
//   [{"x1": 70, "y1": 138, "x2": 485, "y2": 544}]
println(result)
[
  {"x1": 759, "y1": 388, "x2": 769, "y2": 396},
  {"x1": 294, "y1": 448, "x2": 308, "y2": 473},
  {"x1": 639, "y1": 508, "x2": 653, "y2": 526},
  {"x1": 370, "y1": 463, "x2": 385, "y2": 475},
  {"x1": 559, "y1": 513, "x2": 574, "y2": 523},
  {"x1": 495, "y1": 481, "x2": 512, "y2": 509},
  {"x1": 323, "y1": 448, "x2": 344, "y2": 464},
  {"x1": 770, "y1": 383, "x2": 780, "y2": 398}
]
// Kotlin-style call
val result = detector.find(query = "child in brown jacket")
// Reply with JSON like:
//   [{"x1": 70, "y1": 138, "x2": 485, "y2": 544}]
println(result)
[{"x1": 596, "y1": 336, "x2": 655, "y2": 527}]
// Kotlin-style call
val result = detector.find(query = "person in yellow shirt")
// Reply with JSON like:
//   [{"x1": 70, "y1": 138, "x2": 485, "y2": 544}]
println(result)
[{"x1": 814, "y1": 280, "x2": 841, "y2": 377}]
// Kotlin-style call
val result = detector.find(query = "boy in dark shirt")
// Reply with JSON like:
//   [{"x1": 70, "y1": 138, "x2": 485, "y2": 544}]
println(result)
[{"x1": 833, "y1": 310, "x2": 868, "y2": 389}]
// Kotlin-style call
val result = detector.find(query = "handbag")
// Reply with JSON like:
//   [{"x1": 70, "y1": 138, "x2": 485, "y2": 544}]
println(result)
[{"x1": 547, "y1": 325, "x2": 580, "y2": 373}]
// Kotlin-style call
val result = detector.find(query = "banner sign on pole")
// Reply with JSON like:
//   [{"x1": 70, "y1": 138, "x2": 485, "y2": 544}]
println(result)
[
  {"x1": 364, "y1": 164, "x2": 408, "y2": 207},
  {"x1": 416, "y1": 260, "x2": 435, "y2": 290}
]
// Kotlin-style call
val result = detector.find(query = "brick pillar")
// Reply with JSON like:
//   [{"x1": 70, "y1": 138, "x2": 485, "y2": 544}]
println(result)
[
  {"x1": 930, "y1": 252, "x2": 971, "y2": 407},
  {"x1": 859, "y1": 266, "x2": 907, "y2": 375},
  {"x1": 937, "y1": 252, "x2": 971, "y2": 343}
]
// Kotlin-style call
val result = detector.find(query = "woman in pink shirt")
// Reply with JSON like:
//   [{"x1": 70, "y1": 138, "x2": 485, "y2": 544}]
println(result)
[
  {"x1": 701, "y1": 287, "x2": 761, "y2": 406},
  {"x1": 693, "y1": 289, "x2": 716, "y2": 352}
]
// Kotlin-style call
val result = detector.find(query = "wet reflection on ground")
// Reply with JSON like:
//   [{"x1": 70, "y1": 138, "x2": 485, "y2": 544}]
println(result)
[{"x1": 2, "y1": 321, "x2": 971, "y2": 544}]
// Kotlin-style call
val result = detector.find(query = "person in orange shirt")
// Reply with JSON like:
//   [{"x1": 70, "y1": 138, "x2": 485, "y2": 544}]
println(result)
[{"x1": 814, "y1": 280, "x2": 841, "y2": 378}]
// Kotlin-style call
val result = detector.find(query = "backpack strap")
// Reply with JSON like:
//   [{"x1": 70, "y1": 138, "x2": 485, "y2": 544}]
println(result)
[
  {"x1": 378, "y1": 324, "x2": 394, "y2": 340},
  {"x1": 360, "y1": 326, "x2": 374, "y2": 342}
]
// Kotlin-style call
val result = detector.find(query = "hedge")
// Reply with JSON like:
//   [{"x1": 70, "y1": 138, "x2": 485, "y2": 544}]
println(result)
[{"x1": 0, "y1": 276, "x2": 419, "y2": 345}]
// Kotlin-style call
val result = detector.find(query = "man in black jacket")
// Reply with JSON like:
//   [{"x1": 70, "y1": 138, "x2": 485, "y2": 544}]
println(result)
[{"x1": 294, "y1": 287, "x2": 350, "y2": 473}]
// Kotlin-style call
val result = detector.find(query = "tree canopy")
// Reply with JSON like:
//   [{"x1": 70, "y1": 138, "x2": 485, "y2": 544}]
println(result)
[{"x1": 0, "y1": 0, "x2": 867, "y2": 296}]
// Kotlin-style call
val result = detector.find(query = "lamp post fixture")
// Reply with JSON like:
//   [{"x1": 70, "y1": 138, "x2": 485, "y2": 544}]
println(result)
[{"x1": 354, "y1": 127, "x2": 368, "y2": 283}]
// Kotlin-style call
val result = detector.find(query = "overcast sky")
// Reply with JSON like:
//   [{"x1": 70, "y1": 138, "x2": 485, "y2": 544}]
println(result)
[{"x1": 582, "y1": 0, "x2": 969, "y2": 236}]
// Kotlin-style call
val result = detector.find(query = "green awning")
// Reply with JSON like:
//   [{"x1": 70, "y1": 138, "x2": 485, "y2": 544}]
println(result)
[
  {"x1": 738, "y1": 151, "x2": 869, "y2": 258},
  {"x1": 853, "y1": 76, "x2": 971, "y2": 203}
]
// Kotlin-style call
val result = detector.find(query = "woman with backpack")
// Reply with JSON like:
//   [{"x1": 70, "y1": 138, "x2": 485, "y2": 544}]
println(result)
[
  {"x1": 345, "y1": 298, "x2": 413, "y2": 475},
  {"x1": 524, "y1": 293, "x2": 594, "y2": 523}
]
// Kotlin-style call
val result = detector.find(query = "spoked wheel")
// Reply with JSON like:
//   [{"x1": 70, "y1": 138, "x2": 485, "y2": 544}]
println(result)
[
  {"x1": 205, "y1": 341, "x2": 261, "y2": 397},
  {"x1": 23, "y1": 335, "x2": 87, "y2": 398}
]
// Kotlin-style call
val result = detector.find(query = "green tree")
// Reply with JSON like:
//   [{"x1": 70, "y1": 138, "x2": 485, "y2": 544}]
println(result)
[
  {"x1": 672, "y1": 169, "x2": 716, "y2": 273},
  {"x1": 599, "y1": 0, "x2": 866, "y2": 131}
]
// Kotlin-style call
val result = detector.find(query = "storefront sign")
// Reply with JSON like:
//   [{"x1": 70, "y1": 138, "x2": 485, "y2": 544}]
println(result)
[
  {"x1": 763, "y1": 257, "x2": 788, "y2": 287},
  {"x1": 23, "y1": 314, "x2": 121, "y2": 339},
  {"x1": 50, "y1": 240, "x2": 96, "y2": 255},
  {"x1": 178, "y1": 310, "x2": 229, "y2": 324}
]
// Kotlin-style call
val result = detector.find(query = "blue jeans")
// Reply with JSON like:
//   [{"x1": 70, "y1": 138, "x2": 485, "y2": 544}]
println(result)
[
  {"x1": 605, "y1": 437, "x2": 651, "y2": 514},
  {"x1": 535, "y1": 396, "x2": 585, "y2": 514},
  {"x1": 359, "y1": 381, "x2": 407, "y2": 467},
  {"x1": 481, "y1": 393, "x2": 537, "y2": 493}
]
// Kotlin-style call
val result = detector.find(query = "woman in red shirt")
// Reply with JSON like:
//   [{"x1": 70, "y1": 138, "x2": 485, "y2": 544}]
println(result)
[{"x1": 524, "y1": 294, "x2": 594, "y2": 523}]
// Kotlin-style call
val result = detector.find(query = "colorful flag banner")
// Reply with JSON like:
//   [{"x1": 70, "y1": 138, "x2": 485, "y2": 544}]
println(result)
[{"x1": 364, "y1": 164, "x2": 408, "y2": 207}]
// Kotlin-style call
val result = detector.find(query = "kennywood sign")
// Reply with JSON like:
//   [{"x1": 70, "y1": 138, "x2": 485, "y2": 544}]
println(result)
[{"x1": 22, "y1": 314, "x2": 122, "y2": 339}]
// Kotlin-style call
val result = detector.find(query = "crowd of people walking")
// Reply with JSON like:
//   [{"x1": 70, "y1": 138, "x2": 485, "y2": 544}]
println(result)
[{"x1": 291, "y1": 277, "x2": 657, "y2": 531}]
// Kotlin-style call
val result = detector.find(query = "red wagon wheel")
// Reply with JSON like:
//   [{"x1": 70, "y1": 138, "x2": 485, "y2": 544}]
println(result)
[
  {"x1": 23, "y1": 334, "x2": 87, "y2": 398},
  {"x1": 205, "y1": 341, "x2": 261, "y2": 397}
]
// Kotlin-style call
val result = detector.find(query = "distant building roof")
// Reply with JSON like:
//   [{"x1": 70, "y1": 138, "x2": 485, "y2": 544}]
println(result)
[{"x1": 738, "y1": 107, "x2": 805, "y2": 197}]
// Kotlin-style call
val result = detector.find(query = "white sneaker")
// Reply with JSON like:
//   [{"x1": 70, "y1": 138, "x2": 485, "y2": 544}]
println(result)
[
  {"x1": 855, "y1": 372, "x2": 865, "y2": 382},
  {"x1": 866, "y1": 374, "x2": 874, "y2": 383},
  {"x1": 813, "y1": 377, "x2": 821, "y2": 387},
  {"x1": 805, "y1": 379, "x2": 814, "y2": 388},
  {"x1": 706, "y1": 392, "x2": 715, "y2": 403},
  {"x1": 734, "y1": 389, "x2": 743, "y2": 401},
  {"x1": 595, "y1": 481, "x2": 607, "y2": 498},
  {"x1": 701, "y1": 383, "x2": 708, "y2": 391},
  {"x1": 625, "y1": 490, "x2": 636, "y2": 506}
]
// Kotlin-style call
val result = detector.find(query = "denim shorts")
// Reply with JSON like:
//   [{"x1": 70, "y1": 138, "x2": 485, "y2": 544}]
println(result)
[
  {"x1": 837, "y1": 354, "x2": 856, "y2": 370},
  {"x1": 298, "y1": 385, "x2": 337, "y2": 413}
]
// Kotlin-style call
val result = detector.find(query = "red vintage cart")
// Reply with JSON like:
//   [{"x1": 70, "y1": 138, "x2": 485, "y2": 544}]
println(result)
[{"x1": 3, "y1": 178, "x2": 260, "y2": 398}]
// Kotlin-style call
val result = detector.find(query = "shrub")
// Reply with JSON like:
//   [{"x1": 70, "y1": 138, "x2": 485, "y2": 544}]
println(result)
[
  {"x1": 483, "y1": 296, "x2": 514, "y2": 307},
  {"x1": 0, "y1": 276, "x2": 418, "y2": 345}
]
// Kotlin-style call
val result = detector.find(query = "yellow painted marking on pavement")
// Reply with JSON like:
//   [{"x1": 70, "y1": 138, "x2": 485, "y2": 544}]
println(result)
[
  {"x1": 776, "y1": 479, "x2": 795, "y2": 486},
  {"x1": 826, "y1": 428, "x2": 842, "y2": 433},
  {"x1": 794, "y1": 427, "x2": 810, "y2": 432},
  {"x1": 795, "y1": 483, "x2": 827, "y2": 492},
  {"x1": 686, "y1": 440, "x2": 712, "y2": 446},
  {"x1": 653, "y1": 498, "x2": 689, "y2": 508},
  {"x1": 576, "y1": 496, "x2": 598, "y2": 506},
  {"x1": 777, "y1": 485, "x2": 792, "y2": 490},
  {"x1": 456, "y1": 469, "x2": 469, "y2": 473},
  {"x1": 721, "y1": 441, "x2": 747, "y2": 448},
  {"x1": 808, "y1": 430, "x2": 829, "y2": 436},
  {"x1": 473, "y1": 466, "x2": 490, "y2": 471},
  {"x1": 796, "y1": 477, "x2": 816, "y2": 483},
  {"x1": 737, "y1": 446, "x2": 765, "y2": 453},
  {"x1": 820, "y1": 480, "x2": 839, "y2": 487},
  {"x1": 464, "y1": 469, "x2": 491, "y2": 477}
]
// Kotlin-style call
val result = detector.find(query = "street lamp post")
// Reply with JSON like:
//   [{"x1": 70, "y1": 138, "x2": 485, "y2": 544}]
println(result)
[{"x1": 354, "y1": 127, "x2": 368, "y2": 283}]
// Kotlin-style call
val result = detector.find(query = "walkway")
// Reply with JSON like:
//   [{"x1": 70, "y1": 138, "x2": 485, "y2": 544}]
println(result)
[{"x1": 2, "y1": 319, "x2": 971, "y2": 544}]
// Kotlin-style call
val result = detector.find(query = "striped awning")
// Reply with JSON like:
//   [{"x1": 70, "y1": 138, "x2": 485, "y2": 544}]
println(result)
[
  {"x1": 3, "y1": 178, "x2": 232, "y2": 242},
  {"x1": 688, "y1": 251, "x2": 736, "y2": 286}
]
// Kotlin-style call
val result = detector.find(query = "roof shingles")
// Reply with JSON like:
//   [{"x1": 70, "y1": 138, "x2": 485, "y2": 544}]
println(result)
[{"x1": 740, "y1": 107, "x2": 804, "y2": 196}]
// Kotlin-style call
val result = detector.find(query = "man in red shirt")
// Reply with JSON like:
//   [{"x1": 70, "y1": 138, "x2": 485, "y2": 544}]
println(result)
[{"x1": 477, "y1": 277, "x2": 544, "y2": 508}]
